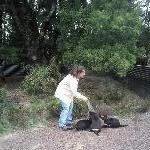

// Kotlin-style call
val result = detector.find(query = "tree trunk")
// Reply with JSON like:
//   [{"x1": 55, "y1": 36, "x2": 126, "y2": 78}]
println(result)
[
  {"x1": 145, "y1": 0, "x2": 150, "y2": 28},
  {"x1": 0, "y1": 10, "x2": 2, "y2": 45},
  {"x1": 7, "y1": 0, "x2": 40, "y2": 63},
  {"x1": 81, "y1": 0, "x2": 87, "y2": 8},
  {"x1": 7, "y1": 0, "x2": 60, "y2": 63}
]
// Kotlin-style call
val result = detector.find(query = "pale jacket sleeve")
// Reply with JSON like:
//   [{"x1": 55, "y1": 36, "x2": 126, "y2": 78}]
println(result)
[{"x1": 70, "y1": 77, "x2": 87, "y2": 100}]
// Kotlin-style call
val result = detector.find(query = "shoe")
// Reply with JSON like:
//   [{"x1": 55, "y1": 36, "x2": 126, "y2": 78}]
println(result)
[
  {"x1": 60, "y1": 125, "x2": 74, "y2": 131},
  {"x1": 65, "y1": 121, "x2": 73, "y2": 126},
  {"x1": 66, "y1": 123, "x2": 73, "y2": 126},
  {"x1": 66, "y1": 125, "x2": 74, "y2": 130}
]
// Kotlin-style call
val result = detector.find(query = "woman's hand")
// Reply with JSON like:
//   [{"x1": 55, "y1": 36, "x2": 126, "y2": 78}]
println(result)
[{"x1": 82, "y1": 96, "x2": 88, "y2": 101}]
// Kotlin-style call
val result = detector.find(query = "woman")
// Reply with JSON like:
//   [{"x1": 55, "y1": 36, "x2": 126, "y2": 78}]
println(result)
[{"x1": 54, "y1": 65, "x2": 88, "y2": 130}]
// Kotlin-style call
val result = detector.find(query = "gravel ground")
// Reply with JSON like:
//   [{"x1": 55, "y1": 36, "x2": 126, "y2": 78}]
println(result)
[{"x1": 0, "y1": 112, "x2": 150, "y2": 150}]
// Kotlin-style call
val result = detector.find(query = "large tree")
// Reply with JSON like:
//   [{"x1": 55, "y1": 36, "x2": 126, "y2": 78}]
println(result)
[
  {"x1": 0, "y1": 0, "x2": 89, "y2": 63},
  {"x1": 62, "y1": 0, "x2": 145, "y2": 76},
  {"x1": 137, "y1": 0, "x2": 150, "y2": 56},
  {"x1": 0, "y1": 0, "x2": 147, "y2": 76},
  {"x1": 0, "y1": 0, "x2": 57, "y2": 63}
]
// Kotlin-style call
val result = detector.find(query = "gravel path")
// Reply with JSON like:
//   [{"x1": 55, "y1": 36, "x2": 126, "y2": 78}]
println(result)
[{"x1": 0, "y1": 112, "x2": 150, "y2": 150}]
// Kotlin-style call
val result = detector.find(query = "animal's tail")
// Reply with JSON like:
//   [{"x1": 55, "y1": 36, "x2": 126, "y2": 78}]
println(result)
[
  {"x1": 119, "y1": 124, "x2": 128, "y2": 127},
  {"x1": 102, "y1": 124, "x2": 128, "y2": 128},
  {"x1": 111, "y1": 124, "x2": 128, "y2": 128}
]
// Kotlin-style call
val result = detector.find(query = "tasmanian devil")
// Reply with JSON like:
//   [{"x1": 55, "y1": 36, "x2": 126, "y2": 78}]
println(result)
[
  {"x1": 74, "y1": 111, "x2": 104, "y2": 135},
  {"x1": 74, "y1": 119, "x2": 92, "y2": 131},
  {"x1": 88, "y1": 111, "x2": 104, "y2": 135},
  {"x1": 99, "y1": 112, "x2": 128, "y2": 128},
  {"x1": 104, "y1": 117, "x2": 128, "y2": 128}
]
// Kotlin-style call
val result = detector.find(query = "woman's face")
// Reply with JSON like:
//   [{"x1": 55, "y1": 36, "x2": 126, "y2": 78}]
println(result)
[{"x1": 77, "y1": 70, "x2": 86, "y2": 79}]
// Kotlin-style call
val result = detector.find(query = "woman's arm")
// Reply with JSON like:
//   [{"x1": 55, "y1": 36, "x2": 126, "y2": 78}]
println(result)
[{"x1": 69, "y1": 77, "x2": 88, "y2": 101}]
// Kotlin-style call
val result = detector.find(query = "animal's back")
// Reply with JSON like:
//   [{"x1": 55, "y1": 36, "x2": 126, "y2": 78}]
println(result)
[{"x1": 75, "y1": 119, "x2": 91, "y2": 130}]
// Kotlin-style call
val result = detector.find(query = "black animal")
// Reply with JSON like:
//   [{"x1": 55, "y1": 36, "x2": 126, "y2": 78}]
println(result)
[
  {"x1": 74, "y1": 111, "x2": 104, "y2": 136},
  {"x1": 136, "y1": 54, "x2": 148, "y2": 66},
  {"x1": 74, "y1": 119, "x2": 92, "y2": 131},
  {"x1": 88, "y1": 111, "x2": 104, "y2": 135},
  {"x1": 104, "y1": 117, "x2": 128, "y2": 128},
  {"x1": 100, "y1": 115, "x2": 127, "y2": 128}
]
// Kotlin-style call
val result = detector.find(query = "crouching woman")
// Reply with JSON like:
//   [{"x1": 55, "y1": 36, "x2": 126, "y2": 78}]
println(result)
[{"x1": 54, "y1": 65, "x2": 88, "y2": 130}]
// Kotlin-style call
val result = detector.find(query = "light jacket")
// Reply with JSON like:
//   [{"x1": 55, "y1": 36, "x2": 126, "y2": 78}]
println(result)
[{"x1": 54, "y1": 74, "x2": 86, "y2": 103}]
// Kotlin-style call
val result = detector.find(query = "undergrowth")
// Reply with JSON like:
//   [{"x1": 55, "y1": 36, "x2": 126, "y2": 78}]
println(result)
[{"x1": 0, "y1": 75, "x2": 149, "y2": 135}]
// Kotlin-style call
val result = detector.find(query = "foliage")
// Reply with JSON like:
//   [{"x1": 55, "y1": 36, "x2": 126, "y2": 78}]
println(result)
[
  {"x1": 63, "y1": 47, "x2": 107, "y2": 73},
  {"x1": 1, "y1": 76, "x2": 150, "y2": 135},
  {"x1": 112, "y1": 95, "x2": 150, "y2": 117},
  {"x1": 63, "y1": 44, "x2": 145, "y2": 76},
  {"x1": 0, "y1": 88, "x2": 13, "y2": 118},
  {"x1": 61, "y1": 0, "x2": 146, "y2": 77},
  {"x1": 0, "y1": 0, "x2": 147, "y2": 74},
  {"x1": 0, "y1": 88, "x2": 13, "y2": 134},
  {"x1": 79, "y1": 76, "x2": 149, "y2": 117},
  {"x1": 27, "y1": 97, "x2": 58, "y2": 125},
  {"x1": 57, "y1": 9, "x2": 88, "y2": 51},
  {"x1": 0, "y1": 88, "x2": 31, "y2": 130},
  {"x1": 73, "y1": 100, "x2": 88, "y2": 118},
  {"x1": 0, "y1": 88, "x2": 8, "y2": 118},
  {"x1": 137, "y1": 27, "x2": 150, "y2": 54},
  {"x1": 0, "y1": 91, "x2": 89, "y2": 135},
  {"x1": 28, "y1": 97, "x2": 88, "y2": 121},
  {"x1": 22, "y1": 64, "x2": 60, "y2": 95},
  {"x1": 138, "y1": 0, "x2": 150, "y2": 54},
  {"x1": 80, "y1": 76, "x2": 125, "y2": 104},
  {"x1": 104, "y1": 44, "x2": 145, "y2": 76},
  {"x1": 1, "y1": 0, "x2": 150, "y2": 134},
  {"x1": 0, "y1": 47, "x2": 20, "y2": 64},
  {"x1": 7, "y1": 105, "x2": 30, "y2": 128}
]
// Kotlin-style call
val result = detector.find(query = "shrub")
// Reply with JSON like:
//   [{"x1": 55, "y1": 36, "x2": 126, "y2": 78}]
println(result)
[
  {"x1": 73, "y1": 100, "x2": 88, "y2": 118},
  {"x1": 22, "y1": 64, "x2": 60, "y2": 95},
  {"x1": 46, "y1": 97, "x2": 88, "y2": 118},
  {"x1": 0, "y1": 47, "x2": 20, "y2": 63},
  {"x1": 46, "y1": 97, "x2": 61, "y2": 118},
  {"x1": 80, "y1": 76, "x2": 125, "y2": 104},
  {"x1": 28, "y1": 98, "x2": 49, "y2": 125},
  {"x1": 7, "y1": 105, "x2": 30, "y2": 128},
  {"x1": 79, "y1": 76, "x2": 150, "y2": 116},
  {"x1": 0, "y1": 88, "x2": 13, "y2": 134},
  {"x1": 0, "y1": 88, "x2": 13, "y2": 120},
  {"x1": 28, "y1": 97, "x2": 88, "y2": 124},
  {"x1": 104, "y1": 44, "x2": 144, "y2": 77},
  {"x1": 0, "y1": 90, "x2": 89, "y2": 135},
  {"x1": 0, "y1": 88, "x2": 8, "y2": 102},
  {"x1": 63, "y1": 47, "x2": 107, "y2": 74},
  {"x1": 62, "y1": 45, "x2": 145, "y2": 77},
  {"x1": 0, "y1": 123, "x2": 8, "y2": 134}
]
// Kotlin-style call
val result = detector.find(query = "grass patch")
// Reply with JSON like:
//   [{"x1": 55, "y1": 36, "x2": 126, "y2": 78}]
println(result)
[
  {"x1": 80, "y1": 76, "x2": 150, "y2": 117},
  {"x1": 0, "y1": 88, "x2": 89, "y2": 135}
]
